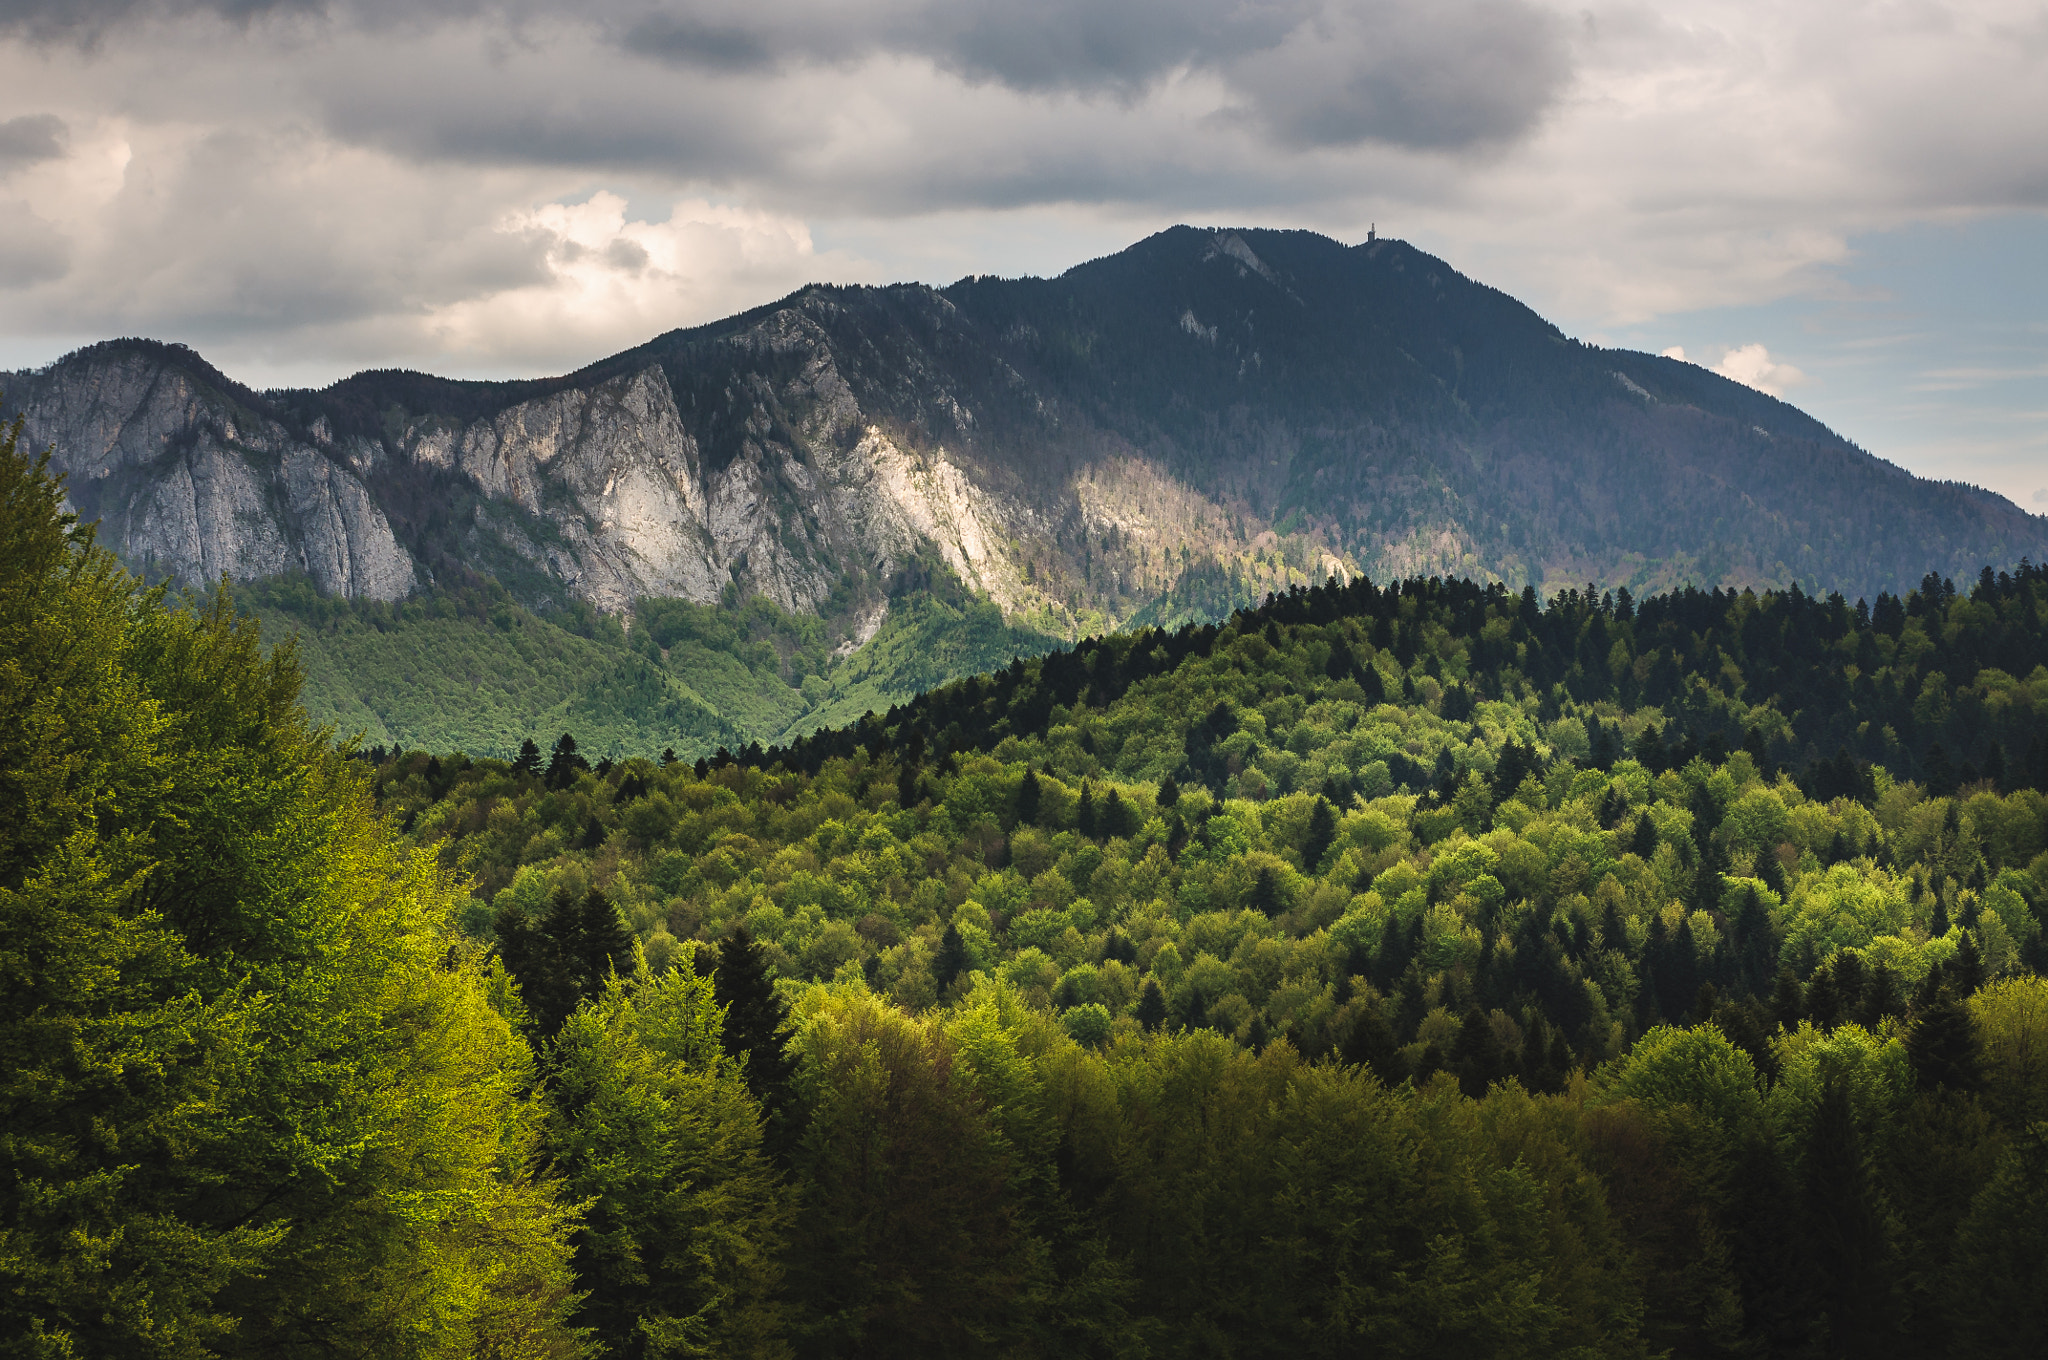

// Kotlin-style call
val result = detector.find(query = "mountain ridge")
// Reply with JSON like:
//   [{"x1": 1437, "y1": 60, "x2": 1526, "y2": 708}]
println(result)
[
  {"x1": 10, "y1": 227, "x2": 2043, "y2": 625},
  {"x1": 7, "y1": 226, "x2": 2046, "y2": 756}
]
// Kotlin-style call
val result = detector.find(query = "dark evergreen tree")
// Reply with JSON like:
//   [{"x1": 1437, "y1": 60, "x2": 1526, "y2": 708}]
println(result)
[
  {"x1": 1101, "y1": 788, "x2": 1130, "y2": 839},
  {"x1": 1341, "y1": 1003, "x2": 1404, "y2": 1085},
  {"x1": 1302, "y1": 798, "x2": 1337, "y2": 873},
  {"x1": 934, "y1": 924, "x2": 969, "y2": 995},
  {"x1": 1951, "y1": 931, "x2": 1986, "y2": 994},
  {"x1": 574, "y1": 888, "x2": 634, "y2": 992},
  {"x1": 1017, "y1": 767, "x2": 1042, "y2": 825},
  {"x1": 1906, "y1": 988, "x2": 1982, "y2": 1094},
  {"x1": 1077, "y1": 784, "x2": 1097, "y2": 838},
  {"x1": 1924, "y1": 742, "x2": 1958, "y2": 798},
  {"x1": 1805, "y1": 965, "x2": 1842, "y2": 1031},
  {"x1": 714, "y1": 923, "x2": 797, "y2": 1122},
  {"x1": 1249, "y1": 866, "x2": 1284, "y2": 917},
  {"x1": 1857, "y1": 964, "x2": 1903, "y2": 1029},
  {"x1": 1631, "y1": 811, "x2": 1659, "y2": 859},
  {"x1": 1801, "y1": 1072, "x2": 1898, "y2": 1356},
  {"x1": 1135, "y1": 978, "x2": 1167, "y2": 1033},
  {"x1": 897, "y1": 761, "x2": 923, "y2": 808},
  {"x1": 1154, "y1": 773, "x2": 1178, "y2": 814},
  {"x1": 1453, "y1": 1006, "x2": 1506, "y2": 1098},
  {"x1": 513, "y1": 737, "x2": 542, "y2": 776},
  {"x1": 545, "y1": 733, "x2": 585, "y2": 790},
  {"x1": 1771, "y1": 969, "x2": 1805, "y2": 1032}
]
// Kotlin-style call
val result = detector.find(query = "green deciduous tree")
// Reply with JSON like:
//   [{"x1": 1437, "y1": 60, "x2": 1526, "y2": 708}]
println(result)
[
  {"x1": 0, "y1": 418, "x2": 585, "y2": 1359},
  {"x1": 543, "y1": 965, "x2": 790, "y2": 1359}
]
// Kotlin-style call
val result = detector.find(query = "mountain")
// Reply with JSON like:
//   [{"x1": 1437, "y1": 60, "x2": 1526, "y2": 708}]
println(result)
[{"x1": 7, "y1": 226, "x2": 2045, "y2": 754}]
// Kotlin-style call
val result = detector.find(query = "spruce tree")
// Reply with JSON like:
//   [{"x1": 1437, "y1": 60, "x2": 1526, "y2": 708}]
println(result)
[
  {"x1": 575, "y1": 888, "x2": 634, "y2": 993},
  {"x1": 1631, "y1": 810, "x2": 1659, "y2": 860},
  {"x1": 934, "y1": 924, "x2": 969, "y2": 995},
  {"x1": 714, "y1": 924, "x2": 797, "y2": 1123},
  {"x1": 1077, "y1": 783, "x2": 1097, "y2": 838},
  {"x1": 513, "y1": 737, "x2": 542, "y2": 776},
  {"x1": 544, "y1": 732, "x2": 583, "y2": 790},
  {"x1": 1250, "y1": 866, "x2": 1284, "y2": 916},
  {"x1": 1802, "y1": 1072, "x2": 1898, "y2": 1353},
  {"x1": 1952, "y1": 931, "x2": 1986, "y2": 994},
  {"x1": 1102, "y1": 787, "x2": 1129, "y2": 838},
  {"x1": 1016, "y1": 767, "x2": 1042, "y2": 825},
  {"x1": 1302, "y1": 797, "x2": 1338, "y2": 873},
  {"x1": 1454, "y1": 1006, "x2": 1505, "y2": 1099},
  {"x1": 1906, "y1": 986, "x2": 1982, "y2": 1094},
  {"x1": 1155, "y1": 772, "x2": 1179, "y2": 814}
]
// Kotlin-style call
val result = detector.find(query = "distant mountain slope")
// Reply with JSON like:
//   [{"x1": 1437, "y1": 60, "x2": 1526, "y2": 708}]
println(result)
[
  {"x1": 6, "y1": 227, "x2": 2045, "y2": 754},
  {"x1": 11, "y1": 227, "x2": 2043, "y2": 622}
]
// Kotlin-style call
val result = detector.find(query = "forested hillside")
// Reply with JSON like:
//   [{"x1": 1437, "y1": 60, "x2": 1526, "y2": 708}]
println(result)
[
  {"x1": 11, "y1": 407, "x2": 2048, "y2": 1358},
  {"x1": 237, "y1": 556, "x2": 1060, "y2": 756}
]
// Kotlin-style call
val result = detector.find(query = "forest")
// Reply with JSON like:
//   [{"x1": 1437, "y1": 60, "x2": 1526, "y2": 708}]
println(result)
[{"x1": 7, "y1": 412, "x2": 2048, "y2": 1359}]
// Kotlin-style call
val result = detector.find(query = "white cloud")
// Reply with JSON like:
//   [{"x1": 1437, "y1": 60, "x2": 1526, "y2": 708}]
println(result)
[
  {"x1": 1660, "y1": 345, "x2": 1687, "y2": 361},
  {"x1": 424, "y1": 193, "x2": 876, "y2": 369},
  {"x1": 0, "y1": 0, "x2": 2044, "y2": 393},
  {"x1": 1711, "y1": 342, "x2": 1809, "y2": 397}
]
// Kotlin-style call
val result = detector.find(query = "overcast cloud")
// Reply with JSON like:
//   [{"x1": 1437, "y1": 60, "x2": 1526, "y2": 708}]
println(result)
[{"x1": 0, "y1": 1, "x2": 2043, "y2": 502}]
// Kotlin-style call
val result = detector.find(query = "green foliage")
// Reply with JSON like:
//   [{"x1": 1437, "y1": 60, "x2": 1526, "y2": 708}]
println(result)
[
  {"x1": 16, "y1": 381, "x2": 2048, "y2": 1360},
  {"x1": 542, "y1": 967, "x2": 790, "y2": 1359},
  {"x1": 242, "y1": 572, "x2": 1058, "y2": 760},
  {"x1": 0, "y1": 419, "x2": 586, "y2": 1358}
]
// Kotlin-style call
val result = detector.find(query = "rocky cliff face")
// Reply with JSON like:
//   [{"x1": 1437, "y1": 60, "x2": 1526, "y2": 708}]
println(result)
[
  {"x1": 8, "y1": 346, "x2": 417, "y2": 600},
  {"x1": 11, "y1": 228, "x2": 2047, "y2": 632}
]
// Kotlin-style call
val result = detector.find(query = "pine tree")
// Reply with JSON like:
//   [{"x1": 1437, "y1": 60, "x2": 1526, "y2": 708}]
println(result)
[
  {"x1": 513, "y1": 737, "x2": 542, "y2": 775},
  {"x1": 1077, "y1": 783, "x2": 1097, "y2": 838},
  {"x1": 1341, "y1": 1003, "x2": 1404, "y2": 1084},
  {"x1": 1155, "y1": 772, "x2": 1179, "y2": 814},
  {"x1": 1135, "y1": 978, "x2": 1168, "y2": 1033},
  {"x1": 544, "y1": 732, "x2": 584, "y2": 790},
  {"x1": 1802, "y1": 1072, "x2": 1898, "y2": 1354},
  {"x1": 1924, "y1": 742, "x2": 1958, "y2": 798},
  {"x1": 934, "y1": 924, "x2": 969, "y2": 995},
  {"x1": 576, "y1": 888, "x2": 634, "y2": 992},
  {"x1": 1102, "y1": 787, "x2": 1129, "y2": 838},
  {"x1": 1302, "y1": 797, "x2": 1338, "y2": 873},
  {"x1": 1454, "y1": 1006, "x2": 1505, "y2": 1098},
  {"x1": 1906, "y1": 986, "x2": 1982, "y2": 1093},
  {"x1": 1952, "y1": 931, "x2": 1987, "y2": 994},
  {"x1": 1631, "y1": 810, "x2": 1659, "y2": 859},
  {"x1": 1772, "y1": 969, "x2": 1805, "y2": 1032},
  {"x1": 715, "y1": 924, "x2": 797, "y2": 1124},
  {"x1": 1250, "y1": 866, "x2": 1284, "y2": 916},
  {"x1": 1016, "y1": 767, "x2": 1042, "y2": 825},
  {"x1": 898, "y1": 760, "x2": 923, "y2": 808},
  {"x1": 1805, "y1": 965, "x2": 1842, "y2": 1031}
]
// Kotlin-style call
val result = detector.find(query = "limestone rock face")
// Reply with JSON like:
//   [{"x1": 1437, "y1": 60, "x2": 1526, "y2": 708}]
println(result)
[
  {"x1": 1, "y1": 319, "x2": 1079, "y2": 623},
  {"x1": 7, "y1": 347, "x2": 417, "y2": 601}
]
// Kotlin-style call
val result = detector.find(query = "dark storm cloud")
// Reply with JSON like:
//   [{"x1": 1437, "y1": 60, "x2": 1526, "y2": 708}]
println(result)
[
  {"x1": 603, "y1": 0, "x2": 1567, "y2": 148},
  {"x1": 0, "y1": 0, "x2": 1570, "y2": 157},
  {"x1": 0, "y1": 112, "x2": 65, "y2": 168}
]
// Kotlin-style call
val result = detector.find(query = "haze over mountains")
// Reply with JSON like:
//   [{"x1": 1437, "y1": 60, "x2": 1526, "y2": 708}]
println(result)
[{"x1": 8, "y1": 226, "x2": 2045, "y2": 754}]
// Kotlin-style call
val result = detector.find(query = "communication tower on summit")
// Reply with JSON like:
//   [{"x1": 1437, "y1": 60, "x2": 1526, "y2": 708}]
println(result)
[{"x1": 1368, "y1": 224, "x2": 1376, "y2": 242}]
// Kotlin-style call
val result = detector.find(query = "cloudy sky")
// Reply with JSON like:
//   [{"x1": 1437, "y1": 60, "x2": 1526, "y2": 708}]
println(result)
[{"x1": 1, "y1": 0, "x2": 2043, "y2": 508}]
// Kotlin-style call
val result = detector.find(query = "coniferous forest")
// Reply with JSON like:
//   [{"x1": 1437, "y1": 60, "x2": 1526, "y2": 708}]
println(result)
[{"x1": 8, "y1": 418, "x2": 2048, "y2": 1359}]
